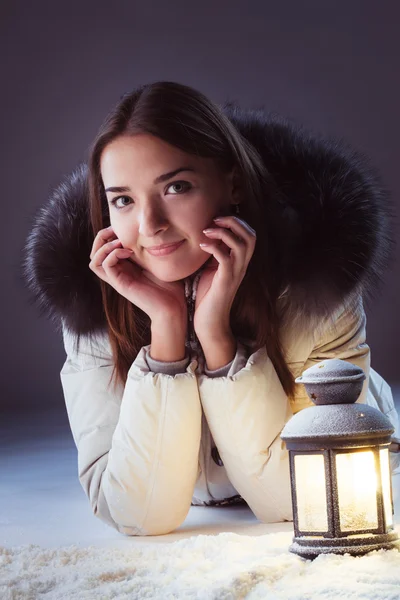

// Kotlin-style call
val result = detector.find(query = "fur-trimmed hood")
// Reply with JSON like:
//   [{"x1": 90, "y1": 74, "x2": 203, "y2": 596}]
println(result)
[{"x1": 20, "y1": 106, "x2": 396, "y2": 339}]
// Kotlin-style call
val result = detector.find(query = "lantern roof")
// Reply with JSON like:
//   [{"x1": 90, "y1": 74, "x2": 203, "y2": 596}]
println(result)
[
  {"x1": 296, "y1": 359, "x2": 365, "y2": 384},
  {"x1": 281, "y1": 359, "x2": 394, "y2": 444},
  {"x1": 281, "y1": 402, "x2": 394, "y2": 442}
]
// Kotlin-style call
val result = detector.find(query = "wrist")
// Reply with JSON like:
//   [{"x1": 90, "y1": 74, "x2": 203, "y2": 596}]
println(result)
[
  {"x1": 196, "y1": 328, "x2": 234, "y2": 346},
  {"x1": 151, "y1": 308, "x2": 186, "y2": 332},
  {"x1": 150, "y1": 315, "x2": 187, "y2": 362},
  {"x1": 200, "y1": 333, "x2": 237, "y2": 371},
  {"x1": 149, "y1": 335, "x2": 187, "y2": 362}
]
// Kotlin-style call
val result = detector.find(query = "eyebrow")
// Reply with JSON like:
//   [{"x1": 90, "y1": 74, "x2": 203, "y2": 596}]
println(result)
[{"x1": 104, "y1": 166, "x2": 197, "y2": 193}]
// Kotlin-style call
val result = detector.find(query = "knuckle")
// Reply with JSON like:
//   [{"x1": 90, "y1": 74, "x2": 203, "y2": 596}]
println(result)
[
  {"x1": 94, "y1": 228, "x2": 112, "y2": 242},
  {"x1": 103, "y1": 251, "x2": 116, "y2": 264}
]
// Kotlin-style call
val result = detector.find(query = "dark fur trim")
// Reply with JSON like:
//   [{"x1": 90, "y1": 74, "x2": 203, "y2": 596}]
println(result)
[
  {"x1": 21, "y1": 163, "x2": 106, "y2": 337},
  {"x1": 20, "y1": 106, "x2": 396, "y2": 338},
  {"x1": 222, "y1": 104, "x2": 396, "y2": 333}
]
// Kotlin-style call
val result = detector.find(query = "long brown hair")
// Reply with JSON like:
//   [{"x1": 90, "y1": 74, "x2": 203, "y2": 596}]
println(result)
[{"x1": 87, "y1": 81, "x2": 296, "y2": 400}]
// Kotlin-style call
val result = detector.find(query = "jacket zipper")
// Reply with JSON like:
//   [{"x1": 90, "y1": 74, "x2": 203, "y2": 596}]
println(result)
[
  {"x1": 187, "y1": 294, "x2": 195, "y2": 344},
  {"x1": 184, "y1": 276, "x2": 200, "y2": 348},
  {"x1": 185, "y1": 276, "x2": 225, "y2": 471}
]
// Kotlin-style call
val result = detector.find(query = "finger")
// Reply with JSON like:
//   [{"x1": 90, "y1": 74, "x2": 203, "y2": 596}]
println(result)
[
  {"x1": 213, "y1": 216, "x2": 256, "y2": 237},
  {"x1": 102, "y1": 247, "x2": 133, "y2": 269},
  {"x1": 203, "y1": 228, "x2": 251, "y2": 264},
  {"x1": 203, "y1": 227, "x2": 244, "y2": 249},
  {"x1": 199, "y1": 242, "x2": 233, "y2": 283},
  {"x1": 94, "y1": 226, "x2": 116, "y2": 243},
  {"x1": 90, "y1": 247, "x2": 132, "y2": 281},
  {"x1": 90, "y1": 227, "x2": 118, "y2": 259},
  {"x1": 90, "y1": 232, "x2": 118, "y2": 260},
  {"x1": 90, "y1": 239, "x2": 122, "y2": 265}
]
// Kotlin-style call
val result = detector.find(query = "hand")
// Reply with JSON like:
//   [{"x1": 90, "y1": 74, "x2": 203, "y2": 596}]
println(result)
[
  {"x1": 193, "y1": 216, "x2": 257, "y2": 341},
  {"x1": 89, "y1": 226, "x2": 187, "y2": 324}
]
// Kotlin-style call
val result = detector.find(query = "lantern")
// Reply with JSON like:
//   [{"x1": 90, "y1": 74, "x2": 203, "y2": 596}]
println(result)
[{"x1": 280, "y1": 358, "x2": 400, "y2": 559}]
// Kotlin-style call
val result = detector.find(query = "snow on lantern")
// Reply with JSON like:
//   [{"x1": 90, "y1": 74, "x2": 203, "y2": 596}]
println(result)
[{"x1": 280, "y1": 358, "x2": 400, "y2": 559}]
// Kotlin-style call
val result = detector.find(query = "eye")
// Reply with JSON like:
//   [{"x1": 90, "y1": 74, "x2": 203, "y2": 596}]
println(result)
[
  {"x1": 109, "y1": 196, "x2": 132, "y2": 210},
  {"x1": 109, "y1": 181, "x2": 192, "y2": 210},
  {"x1": 166, "y1": 181, "x2": 192, "y2": 194}
]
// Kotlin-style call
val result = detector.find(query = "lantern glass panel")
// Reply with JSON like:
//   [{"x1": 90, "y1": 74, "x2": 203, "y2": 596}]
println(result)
[
  {"x1": 294, "y1": 454, "x2": 328, "y2": 532},
  {"x1": 379, "y1": 448, "x2": 393, "y2": 529},
  {"x1": 336, "y1": 450, "x2": 378, "y2": 531}
]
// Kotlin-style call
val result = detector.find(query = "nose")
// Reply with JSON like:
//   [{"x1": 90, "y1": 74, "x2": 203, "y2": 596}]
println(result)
[{"x1": 137, "y1": 202, "x2": 169, "y2": 238}]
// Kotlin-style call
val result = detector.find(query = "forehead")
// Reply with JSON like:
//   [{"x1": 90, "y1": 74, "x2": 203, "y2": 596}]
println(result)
[{"x1": 100, "y1": 134, "x2": 218, "y2": 181}]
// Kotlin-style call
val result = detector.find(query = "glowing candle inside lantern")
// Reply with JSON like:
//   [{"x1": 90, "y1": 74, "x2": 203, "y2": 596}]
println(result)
[{"x1": 336, "y1": 450, "x2": 378, "y2": 531}]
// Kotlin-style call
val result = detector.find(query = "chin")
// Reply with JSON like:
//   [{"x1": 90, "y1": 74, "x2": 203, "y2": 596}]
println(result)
[{"x1": 147, "y1": 255, "x2": 211, "y2": 282}]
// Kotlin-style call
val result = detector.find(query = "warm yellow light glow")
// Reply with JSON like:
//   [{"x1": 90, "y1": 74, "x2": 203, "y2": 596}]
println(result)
[
  {"x1": 336, "y1": 450, "x2": 378, "y2": 531},
  {"x1": 294, "y1": 454, "x2": 328, "y2": 532},
  {"x1": 380, "y1": 448, "x2": 393, "y2": 529}
]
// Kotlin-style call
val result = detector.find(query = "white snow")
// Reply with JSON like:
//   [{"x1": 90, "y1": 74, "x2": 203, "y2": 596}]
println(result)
[{"x1": 2, "y1": 530, "x2": 400, "y2": 599}]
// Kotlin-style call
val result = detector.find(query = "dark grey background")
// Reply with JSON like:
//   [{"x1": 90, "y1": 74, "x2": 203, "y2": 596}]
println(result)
[{"x1": 3, "y1": 1, "x2": 400, "y2": 415}]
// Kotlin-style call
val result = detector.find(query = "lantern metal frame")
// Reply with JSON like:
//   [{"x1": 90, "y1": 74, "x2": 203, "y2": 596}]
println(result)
[
  {"x1": 286, "y1": 441, "x2": 399, "y2": 559},
  {"x1": 281, "y1": 358, "x2": 400, "y2": 560}
]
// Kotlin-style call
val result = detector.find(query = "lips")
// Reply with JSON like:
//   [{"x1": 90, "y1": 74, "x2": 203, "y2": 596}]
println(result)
[
  {"x1": 146, "y1": 241, "x2": 184, "y2": 251},
  {"x1": 145, "y1": 240, "x2": 185, "y2": 256}
]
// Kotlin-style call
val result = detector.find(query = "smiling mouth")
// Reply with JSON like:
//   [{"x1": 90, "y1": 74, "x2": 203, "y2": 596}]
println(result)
[{"x1": 145, "y1": 240, "x2": 186, "y2": 256}]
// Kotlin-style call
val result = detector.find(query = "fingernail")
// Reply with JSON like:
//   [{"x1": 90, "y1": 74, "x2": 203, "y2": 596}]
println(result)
[{"x1": 238, "y1": 219, "x2": 256, "y2": 235}]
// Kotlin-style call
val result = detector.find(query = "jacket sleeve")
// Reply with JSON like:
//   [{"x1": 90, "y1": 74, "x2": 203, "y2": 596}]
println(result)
[
  {"x1": 299, "y1": 295, "x2": 371, "y2": 405},
  {"x1": 145, "y1": 348, "x2": 191, "y2": 375},
  {"x1": 198, "y1": 295, "x2": 373, "y2": 524},
  {"x1": 59, "y1": 321, "x2": 202, "y2": 536}
]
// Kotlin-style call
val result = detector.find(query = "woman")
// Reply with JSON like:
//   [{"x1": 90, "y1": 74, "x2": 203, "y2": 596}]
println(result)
[{"x1": 22, "y1": 81, "x2": 400, "y2": 536}]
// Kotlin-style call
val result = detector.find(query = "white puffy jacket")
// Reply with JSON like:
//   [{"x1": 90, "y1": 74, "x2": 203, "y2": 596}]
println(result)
[{"x1": 60, "y1": 275, "x2": 400, "y2": 537}]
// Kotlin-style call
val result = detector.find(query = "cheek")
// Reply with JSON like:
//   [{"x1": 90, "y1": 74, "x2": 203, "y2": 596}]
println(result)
[
  {"x1": 199, "y1": 186, "x2": 230, "y2": 217},
  {"x1": 108, "y1": 222, "x2": 135, "y2": 246},
  {"x1": 185, "y1": 194, "x2": 223, "y2": 230}
]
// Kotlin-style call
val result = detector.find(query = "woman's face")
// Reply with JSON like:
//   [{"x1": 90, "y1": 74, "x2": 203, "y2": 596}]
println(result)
[{"x1": 100, "y1": 133, "x2": 237, "y2": 282}]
